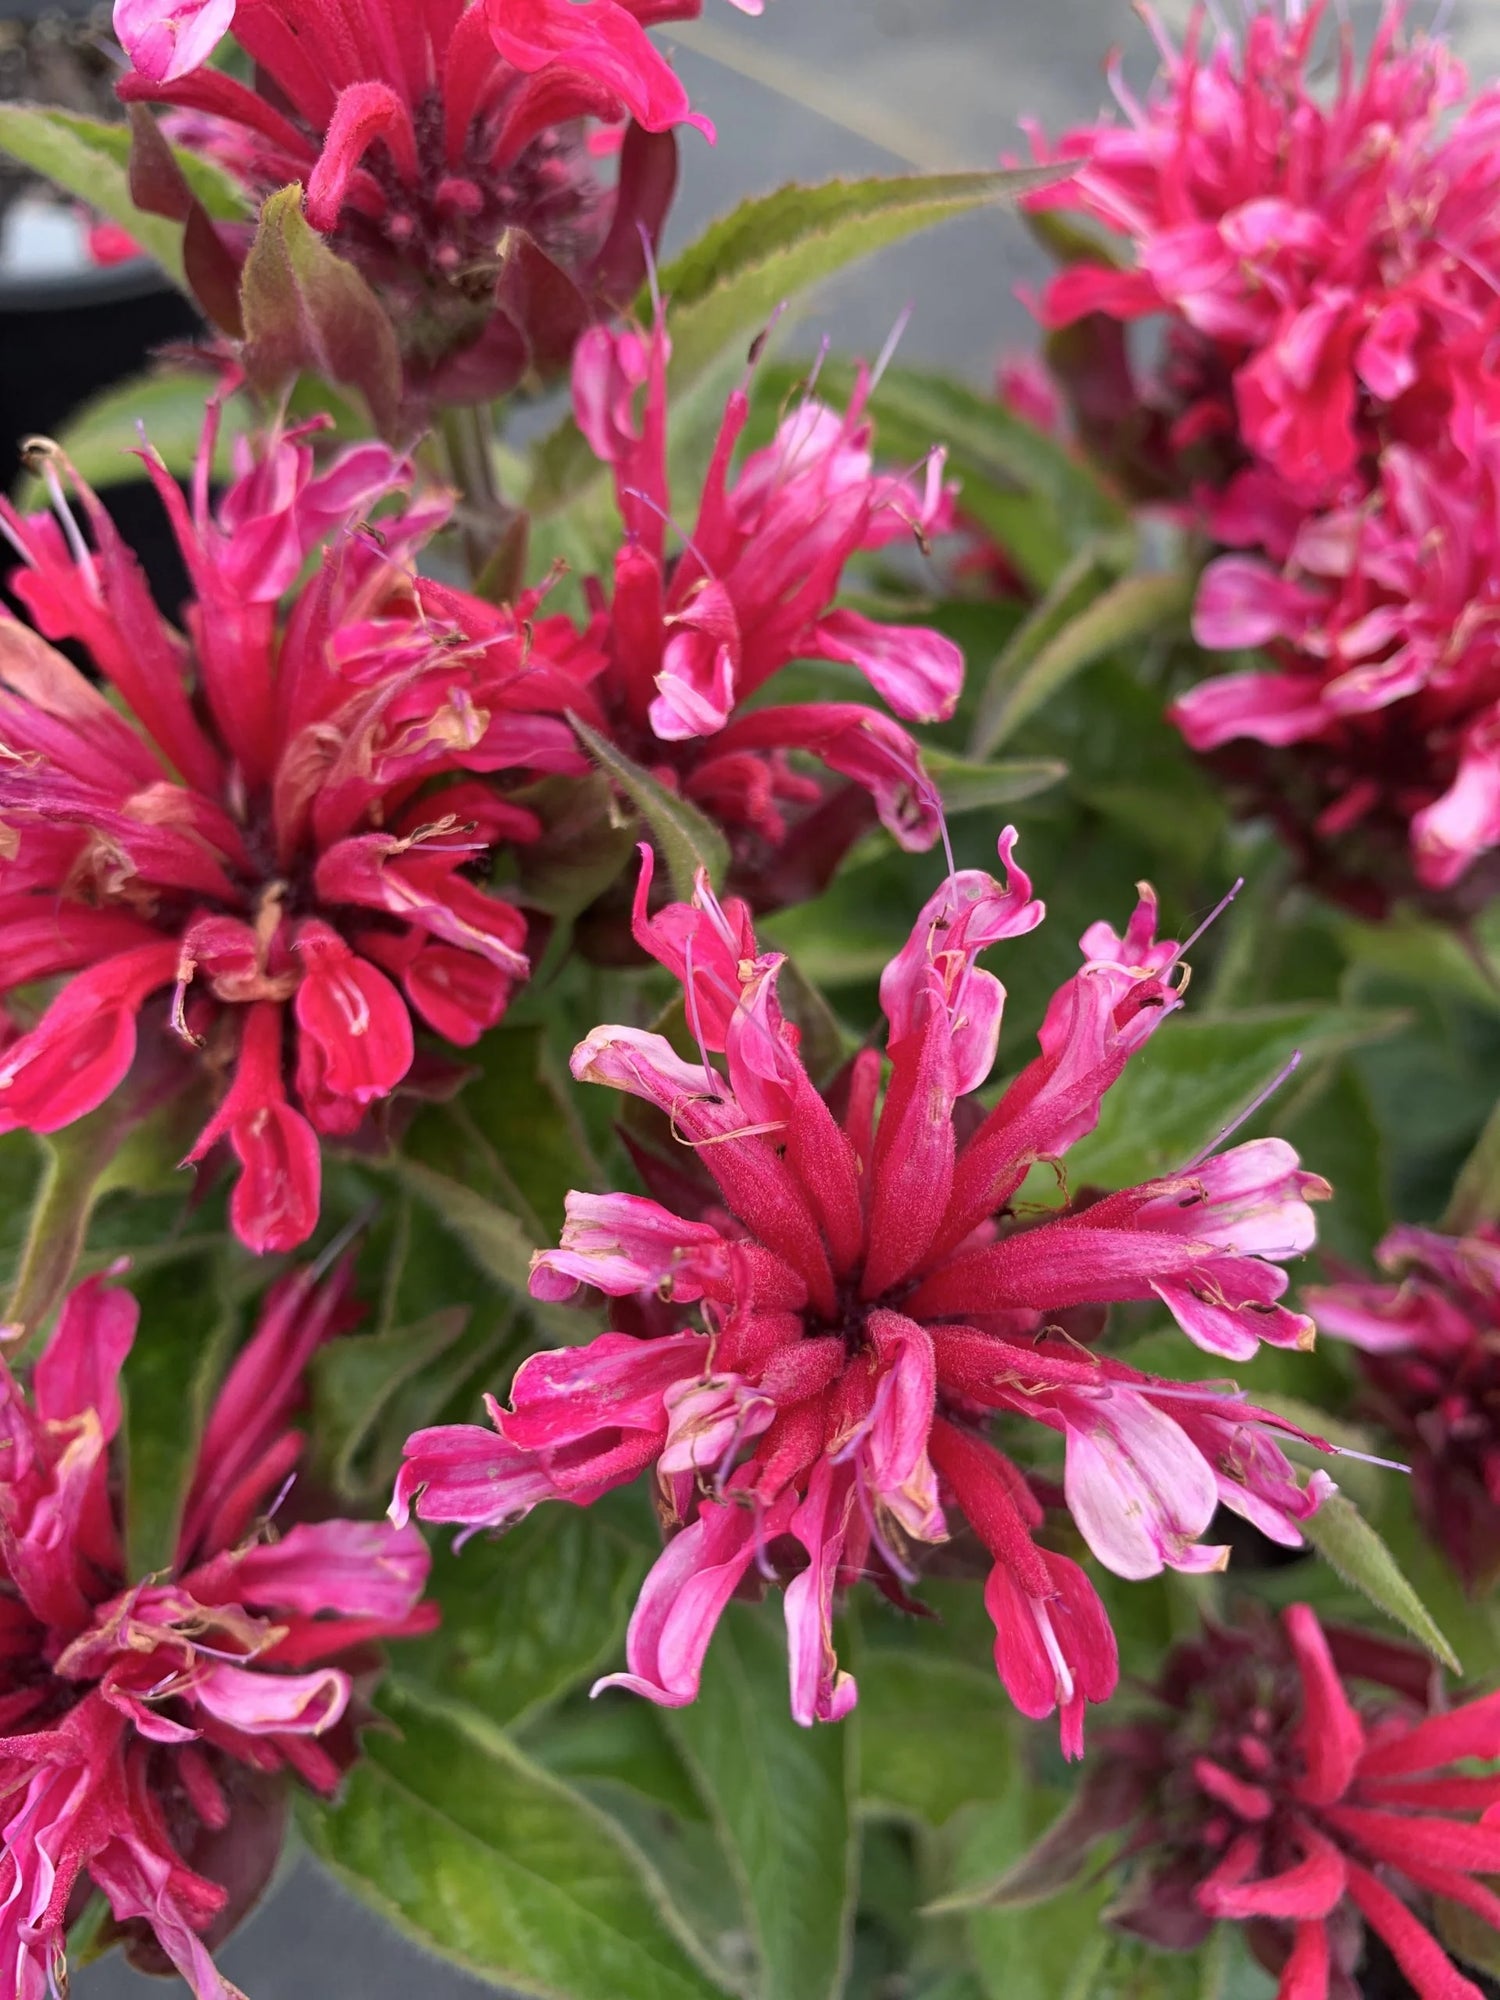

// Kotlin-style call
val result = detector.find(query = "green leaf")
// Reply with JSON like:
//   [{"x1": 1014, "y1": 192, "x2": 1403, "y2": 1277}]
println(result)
[
  {"x1": 571, "y1": 712, "x2": 730, "y2": 898},
  {"x1": 311, "y1": 1303, "x2": 471, "y2": 1502},
  {"x1": 302, "y1": 1680, "x2": 731, "y2": 1999},
  {"x1": 668, "y1": 1601, "x2": 857, "y2": 2000},
  {"x1": 120, "y1": 1249, "x2": 236, "y2": 1576},
  {"x1": 6, "y1": 1093, "x2": 192, "y2": 1341},
  {"x1": 528, "y1": 169, "x2": 1052, "y2": 513},
  {"x1": 857, "y1": 1652, "x2": 1015, "y2": 1828},
  {"x1": 0, "y1": 104, "x2": 248, "y2": 293},
  {"x1": 794, "y1": 363, "x2": 1127, "y2": 594},
  {"x1": 953, "y1": 1787, "x2": 1112, "y2": 2000},
  {"x1": 380, "y1": 1154, "x2": 540, "y2": 1303},
  {"x1": 971, "y1": 567, "x2": 1194, "y2": 757},
  {"x1": 966, "y1": 548, "x2": 1117, "y2": 756},
  {"x1": 1050, "y1": 1005, "x2": 1405, "y2": 1194},
  {"x1": 240, "y1": 183, "x2": 403, "y2": 438},
  {"x1": 1444, "y1": 1089, "x2": 1500, "y2": 1233},
  {"x1": 922, "y1": 748, "x2": 1067, "y2": 819},
  {"x1": 22, "y1": 370, "x2": 247, "y2": 498},
  {"x1": 402, "y1": 1506, "x2": 648, "y2": 1731},
  {"x1": 1302, "y1": 1492, "x2": 1460, "y2": 1674}
]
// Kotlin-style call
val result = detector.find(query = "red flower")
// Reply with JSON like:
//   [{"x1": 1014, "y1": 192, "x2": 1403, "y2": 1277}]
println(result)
[
  {"x1": 395, "y1": 833, "x2": 1332, "y2": 1750},
  {"x1": 560, "y1": 306, "x2": 963, "y2": 905},
  {"x1": 0, "y1": 414, "x2": 586, "y2": 1252},
  {"x1": 0, "y1": 1264, "x2": 434, "y2": 1999},
  {"x1": 114, "y1": 0, "x2": 714, "y2": 401},
  {"x1": 1309, "y1": 1226, "x2": 1500, "y2": 1592},
  {"x1": 1024, "y1": 1603, "x2": 1500, "y2": 2000}
]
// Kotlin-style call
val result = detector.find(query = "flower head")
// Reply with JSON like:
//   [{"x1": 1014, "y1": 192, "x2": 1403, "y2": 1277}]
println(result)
[
  {"x1": 0, "y1": 413, "x2": 585, "y2": 1252},
  {"x1": 560, "y1": 307, "x2": 963, "y2": 906},
  {"x1": 1015, "y1": 1602, "x2": 1500, "y2": 2000},
  {"x1": 395, "y1": 832, "x2": 1331, "y2": 1751},
  {"x1": 1021, "y1": 3, "x2": 1500, "y2": 905},
  {"x1": 1309, "y1": 1224, "x2": 1500, "y2": 1592},
  {"x1": 114, "y1": 0, "x2": 714, "y2": 402},
  {"x1": 0, "y1": 1263, "x2": 433, "y2": 1998}
]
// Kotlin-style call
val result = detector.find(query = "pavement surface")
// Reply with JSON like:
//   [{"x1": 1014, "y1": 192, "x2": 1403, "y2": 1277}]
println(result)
[{"x1": 75, "y1": 0, "x2": 1489, "y2": 1992}]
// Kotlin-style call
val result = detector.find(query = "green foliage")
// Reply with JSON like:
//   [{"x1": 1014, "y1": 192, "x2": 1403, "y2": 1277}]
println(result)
[
  {"x1": 528, "y1": 169, "x2": 1050, "y2": 513},
  {"x1": 1302, "y1": 1492, "x2": 1461, "y2": 1673},
  {"x1": 0, "y1": 104, "x2": 247, "y2": 294},
  {"x1": 571, "y1": 714, "x2": 731, "y2": 897},
  {"x1": 302, "y1": 1681, "x2": 734, "y2": 1998},
  {"x1": 668, "y1": 1602, "x2": 859, "y2": 2000}
]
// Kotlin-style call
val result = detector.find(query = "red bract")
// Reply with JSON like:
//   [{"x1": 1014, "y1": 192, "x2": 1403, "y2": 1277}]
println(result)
[
  {"x1": 559, "y1": 308, "x2": 963, "y2": 905},
  {"x1": 1021, "y1": 2, "x2": 1500, "y2": 905},
  {"x1": 0, "y1": 414, "x2": 587, "y2": 1253},
  {"x1": 1309, "y1": 1226, "x2": 1500, "y2": 1593},
  {"x1": 114, "y1": 0, "x2": 713, "y2": 402},
  {"x1": 1026, "y1": 1604, "x2": 1500, "y2": 2000},
  {"x1": 395, "y1": 832, "x2": 1332, "y2": 1751},
  {"x1": 0, "y1": 1264, "x2": 434, "y2": 1999}
]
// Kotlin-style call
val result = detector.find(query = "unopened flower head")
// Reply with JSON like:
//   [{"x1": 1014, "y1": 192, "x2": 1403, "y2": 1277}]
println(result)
[
  {"x1": 395, "y1": 830, "x2": 1332, "y2": 1753},
  {"x1": 1310, "y1": 1224, "x2": 1500, "y2": 1592},
  {"x1": 0, "y1": 411, "x2": 588, "y2": 1253},
  {"x1": 1018, "y1": 1601, "x2": 1500, "y2": 2000},
  {"x1": 0, "y1": 1264, "x2": 434, "y2": 1999}
]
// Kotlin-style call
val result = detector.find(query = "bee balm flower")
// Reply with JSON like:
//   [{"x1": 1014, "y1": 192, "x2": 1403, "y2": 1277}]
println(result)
[
  {"x1": 0, "y1": 1264, "x2": 434, "y2": 1999},
  {"x1": 396, "y1": 832, "x2": 1332, "y2": 1751}
]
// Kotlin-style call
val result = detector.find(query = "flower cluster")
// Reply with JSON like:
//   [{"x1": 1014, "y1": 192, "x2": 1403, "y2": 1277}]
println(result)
[
  {"x1": 0, "y1": 1264, "x2": 433, "y2": 1999},
  {"x1": 1310, "y1": 1225, "x2": 1500, "y2": 1594},
  {"x1": 562, "y1": 308, "x2": 962, "y2": 908},
  {"x1": 0, "y1": 412, "x2": 587, "y2": 1253},
  {"x1": 1021, "y1": 1602, "x2": 1500, "y2": 2000},
  {"x1": 1024, "y1": 2, "x2": 1500, "y2": 904},
  {"x1": 114, "y1": 0, "x2": 718, "y2": 404},
  {"x1": 395, "y1": 832, "x2": 1333, "y2": 1751}
]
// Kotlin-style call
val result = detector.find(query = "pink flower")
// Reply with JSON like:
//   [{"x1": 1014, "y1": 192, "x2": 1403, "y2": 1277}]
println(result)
[
  {"x1": 1015, "y1": 1602, "x2": 1500, "y2": 2000},
  {"x1": 557, "y1": 308, "x2": 962, "y2": 904},
  {"x1": 0, "y1": 415, "x2": 584, "y2": 1253},
  {"x1": 115, "y1": 0, "x2": 713, "y2": 402},
  {"x1": 1309, "y1": 1224, "x2": 1500, "y2": 1592},
  {"x1": 396, "y1": 831, "x2": 1331, "y2": 1750},
  {"x1": 0, "y1": 1264, "x2": 434, "y2": 1998},
  {"x1": 1020, "y1": 3, "x2": 1500, "y2": 903},
  {"x1": 1027, "y1": 3, "x2": 1498, "y2": 505}
]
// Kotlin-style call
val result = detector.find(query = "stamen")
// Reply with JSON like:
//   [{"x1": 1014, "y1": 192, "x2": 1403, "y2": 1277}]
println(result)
[
  {"x1": 1029, "y1": 1594, "x2": 1075, "y2": 1706},
  {"x1": 870, "y1": 304, "x2": 914, "y2": 393},
  {"x1": 620, "y1": 485, "x2": 719, "y2": 580},
  {"x1": 1172, "y1": 876, "x2": 1245, "y2": 966},
  {"x1": 1180, "y1": 1050, "x2": 1302, "y2": 1169}
]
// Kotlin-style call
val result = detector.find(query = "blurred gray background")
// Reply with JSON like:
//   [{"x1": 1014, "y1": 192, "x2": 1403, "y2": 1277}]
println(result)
[{"x1": 75, "y1": 0, "x2": 1492, "y2": 1992}]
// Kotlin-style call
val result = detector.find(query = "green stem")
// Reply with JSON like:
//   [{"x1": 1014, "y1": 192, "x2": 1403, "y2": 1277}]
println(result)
[{"x1": 439, "y1": 401, "x2": 505, "y2": 584}]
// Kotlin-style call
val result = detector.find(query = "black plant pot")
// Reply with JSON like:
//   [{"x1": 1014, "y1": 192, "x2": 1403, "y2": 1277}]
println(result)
[{"x1": 0, "y1": 0, "x2": 202, "y2": 611}]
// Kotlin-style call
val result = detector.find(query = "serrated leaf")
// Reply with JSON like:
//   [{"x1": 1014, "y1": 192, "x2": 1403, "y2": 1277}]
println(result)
[
  {"x1": 120, "y1": 1248, "x2": 236, "y2": 1576},
  {"x1": 1302, "y1": 1492, "x2": 1460, "y2": 1674},
  {"x1": 667, "y1": 1601, "x2": 857, "y2": 2000},
  {"x1": 972, "y1": 567, "x2": 1194, "y2": 756},
  {"x1": 528, "y1": 169, "x2": 1053, "y2": 514},
  {"x1": 1050, "y1": 1005, "x2": 1405, "y2": 1194},
  {"x1": 0, "y1": 104, "x2": 248, "y2": 294},
  {"x1": 240, "y1": 183, "x2": 403, "y2": 438},
  {"x1": 402, "y1": 1506, "x2": 648, "y2": 1732},
  {"x1": 301, "y1": 1680, "x2": 731, "y2": 2000},
  {"x1": 922, "y1": 748, "x2": 1066, "y2": 818},
  {"x1": 571, "y1": 712, "x2": 729, "y2": 898}
]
